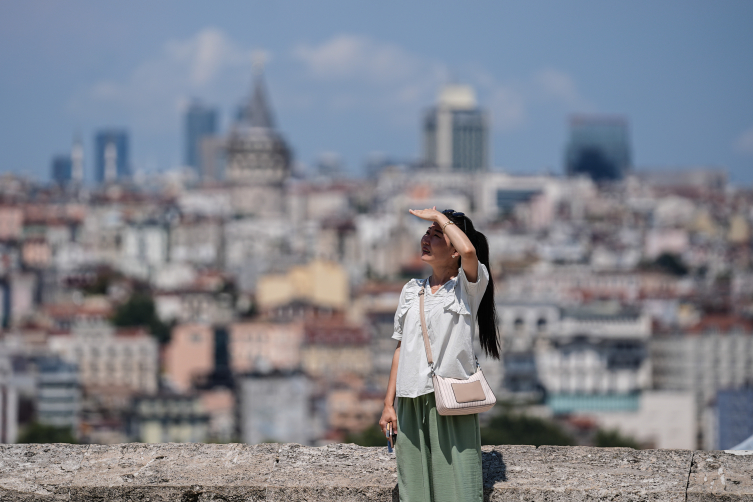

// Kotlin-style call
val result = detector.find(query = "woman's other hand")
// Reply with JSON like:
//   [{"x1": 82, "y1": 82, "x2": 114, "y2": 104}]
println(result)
[
  {"x1": 409, "y1": 206, "x2": 442, "y2": 222},
  {"x1": 379, "y1": 405, "x2": 397, "y2": 436}
]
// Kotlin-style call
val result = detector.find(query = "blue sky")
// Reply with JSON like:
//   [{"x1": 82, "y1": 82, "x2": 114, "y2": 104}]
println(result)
[{"x1": 1, "y1": 1, "x2": 752, "y2": 183}]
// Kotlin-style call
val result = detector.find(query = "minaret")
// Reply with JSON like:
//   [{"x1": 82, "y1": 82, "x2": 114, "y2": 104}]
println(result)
[
  {"x1": 71, "y1": 135, "x2": 84, "y2": 183},
  {"x1": 104, "y1": 141, "x2": 117, "y2": 182}
]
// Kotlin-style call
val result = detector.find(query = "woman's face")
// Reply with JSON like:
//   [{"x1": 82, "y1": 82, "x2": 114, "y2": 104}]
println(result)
[{"x1": 420, "y1": 222, "x2": 457, "y2": 265}]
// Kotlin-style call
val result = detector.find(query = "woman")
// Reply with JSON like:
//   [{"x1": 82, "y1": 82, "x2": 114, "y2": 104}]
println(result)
[{"x1": 379, "y1": 207, "x2": 500, "y2": 502}]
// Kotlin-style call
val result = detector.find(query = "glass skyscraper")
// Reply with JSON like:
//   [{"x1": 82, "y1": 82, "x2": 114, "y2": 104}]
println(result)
[
  {"x1": 423, "y1": 85, "x2": 489, "y2": 172},
  {"x1": 184, "y1": 101, "x2": 218, "y2": 171},
  {"x1": 51, "y1": 155, "x2": 72, "y2": 185},
  {"x1": 565, "y1": 116, "x2": 631, "y2": 181},
  {"x1": 94, "y1": 129, "x2": 130, "y2": 183},
  {"x1": 50, "y1": 137, "x2": 83, "y2": 186}
]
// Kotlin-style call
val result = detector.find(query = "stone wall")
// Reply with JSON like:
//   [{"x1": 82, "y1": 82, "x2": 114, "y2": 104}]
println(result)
[{"x1": 1, "y1": 442, "x2": 751, "y2": 501}]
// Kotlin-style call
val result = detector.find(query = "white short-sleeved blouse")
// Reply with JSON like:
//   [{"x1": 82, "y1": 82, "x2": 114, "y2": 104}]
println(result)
[{"x1": 392, "y1": 261, "x2": 490, "y2": 398}]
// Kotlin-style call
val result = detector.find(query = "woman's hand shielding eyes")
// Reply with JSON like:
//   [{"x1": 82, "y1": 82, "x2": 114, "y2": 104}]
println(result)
[{"x1": 409, "y1": 206, "x2": 443, "y2": 222}]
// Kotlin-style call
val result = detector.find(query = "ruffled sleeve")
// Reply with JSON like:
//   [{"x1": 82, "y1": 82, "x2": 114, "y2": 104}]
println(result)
[
  {"x1": 443, "y1": 286, "x2": 471, "y2": 316},
  {"x1": 392, "y1": 279, "x2": 421, "y2": 341}
]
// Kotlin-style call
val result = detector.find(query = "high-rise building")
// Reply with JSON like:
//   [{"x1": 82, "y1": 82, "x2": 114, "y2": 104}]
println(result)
[
  {"x1": 184, "y1": 101, "x2": 218, "y2": 172},
  {"x1": 94, "y1": 129, "x2": 130, "y2": 183},
  {"x1": 51, "y1": 155, "x2": 72, "y2": 186},
  {"x1": 423, "y1": 84, "x2": 489, "y2": 172},
  {"x1": 565, "y1": 116, "x2": 631, "y2": 182}
]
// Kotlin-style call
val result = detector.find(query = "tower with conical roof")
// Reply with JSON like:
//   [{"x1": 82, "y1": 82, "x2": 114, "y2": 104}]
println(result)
[{"x1": 225, "y1": 58, "x2": 292, "y2": 186}]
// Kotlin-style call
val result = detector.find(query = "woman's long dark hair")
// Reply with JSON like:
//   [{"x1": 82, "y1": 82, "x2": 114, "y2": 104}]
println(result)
[{"x1": 444, "y1": 210, "x2": 501, "y2": 359}]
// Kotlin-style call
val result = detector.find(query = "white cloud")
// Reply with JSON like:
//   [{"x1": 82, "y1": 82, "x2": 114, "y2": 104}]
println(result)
[
  {"x1": 164, "y1": 27, "x2": 251, "y2": 86},
  {"x1": 68, "y1": 27, "x2": 256, "y2": 134},
  {"x1": 66, "y1": 28, "x2": 596, "y2": 169},
  {"x1": 293, "y1": 34, "x2": 424, "y2": 85},
  {"x1": 485, "y1": 85, "x2": 525, "y2": 131},
  {"x1": 472, "y1": 68, "x2": 592, "y2": 133},
  {"x1": 90, "y1": 81, "x2": 121, "y2": 100},
  {"x1": 533, "y1": 68, "x2": 596, "y2": 114},
  {"x1": 464, "y1": 67, "x2": 526, "y2": 131},
  {"x1": 735, "y1": 126, "x2": 753, "y2": 155},
  {"x1": 292, "y1": 34, "x2": 446, "y2": 118},
  {"x1": 292, "y1": 36, "x2": 594, "y2": 134}
]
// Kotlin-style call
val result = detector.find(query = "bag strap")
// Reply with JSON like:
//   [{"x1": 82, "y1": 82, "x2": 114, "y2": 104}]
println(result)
[{"x1": 418, "y1": 281, "x2": 435, "y2": 376}]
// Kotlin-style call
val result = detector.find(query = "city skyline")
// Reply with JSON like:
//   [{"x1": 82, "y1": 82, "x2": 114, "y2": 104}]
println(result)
[{"x1": 1, "y1": 1, "x2": 752, "y2": 183}]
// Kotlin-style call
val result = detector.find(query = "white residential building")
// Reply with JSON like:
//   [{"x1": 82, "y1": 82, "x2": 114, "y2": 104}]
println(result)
[
  {"x1": 120, "y1": 224, "x2": 168, "y2": 279},
  {"x1": 651, "y1": 325, "x2": 753, "y2": 448},
  {"x1": 589, "y1": 391, "x2": 696, "y2": 450},
  {"x1": 238, "y1": 371, "x2": 312, "y2": 445},
  {"x1": 48, "y1": 321, "x2": 158, "y2": 394},
  {"x1": 497, "y1": 301, "x2": 652, "y2": 405},
  {"x1": 170, "y1": 218, "x2": 222, "y2": 266}
]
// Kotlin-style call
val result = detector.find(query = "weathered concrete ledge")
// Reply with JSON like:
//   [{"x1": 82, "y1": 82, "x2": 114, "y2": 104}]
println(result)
[{"x1": 1, "y1": 443, "x2": 751, "y2": 501}]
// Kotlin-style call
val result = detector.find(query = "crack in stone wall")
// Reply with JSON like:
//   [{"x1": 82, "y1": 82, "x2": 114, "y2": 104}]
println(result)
[
  {"x1": 684, "y1": 450, "x2": 694, "y2": 502},
  {"x1": 0, "y1": 443, "x2": 750, "y2": 501}
]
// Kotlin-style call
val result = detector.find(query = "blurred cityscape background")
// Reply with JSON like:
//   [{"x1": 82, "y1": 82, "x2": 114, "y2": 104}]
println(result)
[{"x1": 1, "y1": 1, "x2": 752, "y2": 451}]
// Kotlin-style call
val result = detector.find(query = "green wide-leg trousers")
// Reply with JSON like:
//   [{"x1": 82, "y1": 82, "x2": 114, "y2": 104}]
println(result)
[{"x1": 396, "y1": 392, "x2": 482, "y2": 502}]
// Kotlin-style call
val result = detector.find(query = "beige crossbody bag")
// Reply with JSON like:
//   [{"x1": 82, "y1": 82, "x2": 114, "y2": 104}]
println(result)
[{"x1": 419, "y1": 283, "x2": 496, "y2": 416}]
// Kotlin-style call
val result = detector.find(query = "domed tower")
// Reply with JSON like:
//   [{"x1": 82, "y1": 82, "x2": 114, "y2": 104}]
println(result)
[{"x1": 225, "y1": 61, "x2": 292, "y2": 215}]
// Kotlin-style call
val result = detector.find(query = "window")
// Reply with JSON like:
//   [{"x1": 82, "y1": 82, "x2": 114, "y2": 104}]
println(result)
[
  {"x1": 514, "y1": 318, "x2": 524, "y2": 332},
  {"x1": 537, "y1": 318, "x2": 547, "y2": 333}
]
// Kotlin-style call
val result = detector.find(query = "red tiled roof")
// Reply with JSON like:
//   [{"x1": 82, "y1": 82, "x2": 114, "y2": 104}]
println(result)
[
  {"x1": 115, "y1": 327, "x2": 150, "y2": 338},
  {"x1": 686, "y1": 315, "x2": 753, "y2": 334}
]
